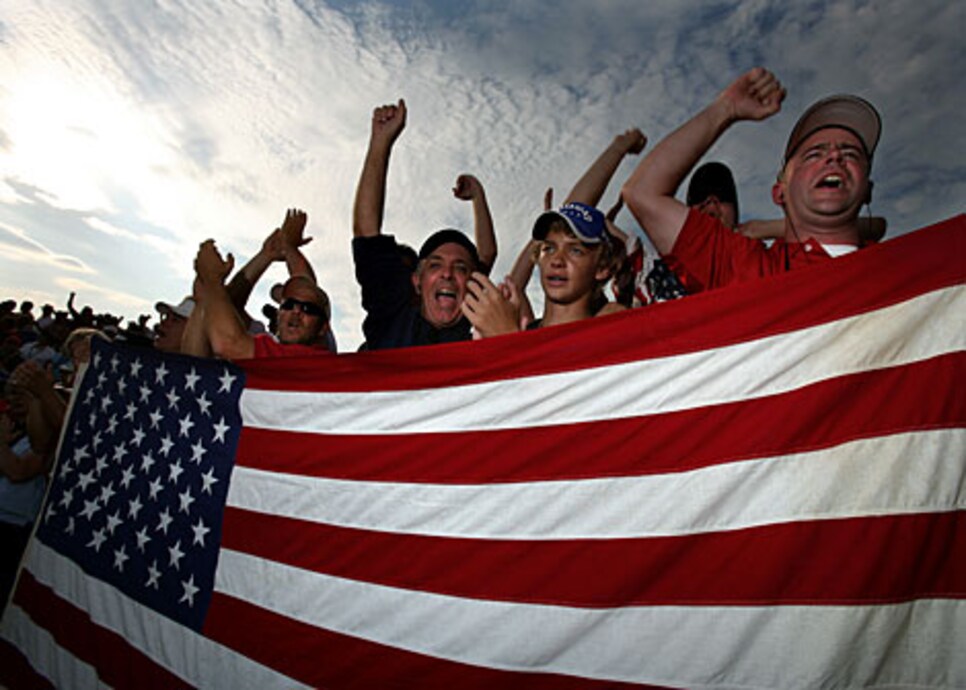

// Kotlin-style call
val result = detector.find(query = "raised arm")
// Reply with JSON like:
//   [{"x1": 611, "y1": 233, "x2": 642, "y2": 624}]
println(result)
[
  {"x1": 565, "y1": 128, "x2": 647, "y2": 206},
  {"x1": 622, "y1": 68, "x2": 785, "y2": 254},
  {"x1": 353, "y1": 99, "x2": 407, "y2": 238},
  {"x1": 453, "y1": 174, "x2": 497, "y2": 273},
  {"x1": 604, "y1": 198, "x2": 629, "y2": 244},
  {"x1": 508, "y1": 187, "x2": 553, "y2": 293},
  {"x1": 181, "y1": 278, "x2": 212, "y2": 357},
  {"x1": 225, "y1": 209, "x2": 313, "y2": 308},
  {"x1": 737, "y1": 215, "x2": 887, "y2": 243},
  {"x1": 195, "y1": 240, "x2": 254, "y2": 360},
  {"x1": 278, "y1": 208, "x2": 316, "y2": 281},
  {"x1": 66, "y1": 291, "x2": 79, "y2": 319}
]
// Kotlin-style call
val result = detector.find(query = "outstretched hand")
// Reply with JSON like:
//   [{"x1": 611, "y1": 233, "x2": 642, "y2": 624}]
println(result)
[
  {"x1": 718, "y1": 67, "x2": 786, "y2": 123},
  {"x1": 195, "y1": 240, "x2": 234, "y2": 286},
  {"x1": 461, "y1": 273, "x2": 524, "y2": 338},
  {"x1": 453, "y1": 174, "x2": 484, "y2": 201},
  {"x1": 280, "y1": 208, "x2": 311, "y2": 251},
  {"x1": 370, "y1": 99, "x2": 407, "y2": 148}
]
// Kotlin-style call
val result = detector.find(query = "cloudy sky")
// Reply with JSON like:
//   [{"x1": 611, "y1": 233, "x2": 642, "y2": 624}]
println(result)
[{"x1": 1, "y1": 0, "x2": 963, "y2": 350}]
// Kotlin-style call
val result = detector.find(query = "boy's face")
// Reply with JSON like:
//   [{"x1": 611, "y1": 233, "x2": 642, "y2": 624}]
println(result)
[{"x1": 537, "y1": 227, "x2": 607, "y2": 306}]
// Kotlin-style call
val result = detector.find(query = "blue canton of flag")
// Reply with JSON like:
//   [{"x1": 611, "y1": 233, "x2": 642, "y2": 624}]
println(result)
[{"x1": 36, "y1": 340, "x2": 244, "y2": 631}]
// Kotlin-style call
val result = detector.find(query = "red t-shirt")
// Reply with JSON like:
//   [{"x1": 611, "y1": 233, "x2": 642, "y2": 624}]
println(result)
[
  {"x1": 664, "y1": 208, "x2": 836, "y2": 293},
  {"x1": 252, "y1": 334, "x2": 331, "y2": 359}
]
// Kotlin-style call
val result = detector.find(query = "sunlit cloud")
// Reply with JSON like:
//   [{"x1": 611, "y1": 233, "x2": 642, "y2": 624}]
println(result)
[
  {"x1": 0, "y1": 0, "x2": 961, "y2": 349},
  {"x1": 85, "y1": 217, "x2": 141, "y2": 241},
  {"x1": 0, "y1": 222, "x2": 95, "y2": 274}
]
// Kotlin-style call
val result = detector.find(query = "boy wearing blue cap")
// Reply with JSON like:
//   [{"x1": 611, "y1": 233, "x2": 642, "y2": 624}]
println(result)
[{"x1": 463, "y1": 202, "x2": 622, "y2": 336}]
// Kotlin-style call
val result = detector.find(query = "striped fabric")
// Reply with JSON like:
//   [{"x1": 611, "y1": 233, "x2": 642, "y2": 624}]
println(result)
[{"x1": 2, "y1": 215, "x2": 964, "y2": 689}]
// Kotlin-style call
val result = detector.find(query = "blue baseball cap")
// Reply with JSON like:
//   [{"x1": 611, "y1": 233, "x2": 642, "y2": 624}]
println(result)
[{"x1": 532, "y1": 202, "x2": 608, "y2": 243}]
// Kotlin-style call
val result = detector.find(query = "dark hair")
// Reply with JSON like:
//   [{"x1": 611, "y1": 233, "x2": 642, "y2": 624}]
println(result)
[{"x1": 397, "y1": 243, "x2": 419, "y2": 272}]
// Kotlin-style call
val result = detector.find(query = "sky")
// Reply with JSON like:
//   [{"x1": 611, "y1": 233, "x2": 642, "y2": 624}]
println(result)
[{"x1": 1, "y1": 0, "x2": 963, "y2": 351}]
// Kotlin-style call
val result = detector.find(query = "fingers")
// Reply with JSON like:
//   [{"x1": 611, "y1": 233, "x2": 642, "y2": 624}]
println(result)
[
  {"x1": 453, "y1": 174, "x2": 468, "y2": 198},
  {"x1": 453, "y1": 174, "x2": 480, "y2": 200},
  {"x1": 372, "y1": 99, "x2": 407, "y2": 127},
  {"x1": 464, "y1": 271, "x2": 497, "y2": 303},
  {"x1": 622, "y1": 128, "x2": 648, "y2": 154},
  {"x1": 746, "y1": 67, "x2": 785, "y2": 108},
  {"x1": 501, "y1": 275, "x2": 521, "y2": 306},
  {"x1": 284, "y1": 208, "x2": 306, "y2": 225},
  {"x1": 372, "y1": 103, "x2": 396, "y2": 123}
]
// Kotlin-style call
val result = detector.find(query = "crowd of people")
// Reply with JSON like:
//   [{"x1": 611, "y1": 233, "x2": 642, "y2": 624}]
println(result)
[{"x1": 2, "y1": 67, "x2": 890, "y2": 611}]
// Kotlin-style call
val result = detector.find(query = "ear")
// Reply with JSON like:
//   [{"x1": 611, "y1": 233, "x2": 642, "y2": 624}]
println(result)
[
  {"x1": 595, "y1": 264, "x2": 613, "y2": 283},
  {"x1": 411, "y1": 271, "x2": 420, "y2": 294},
  {"x1": 771, "y1": 180, "x2": 785, "y2": 207}
]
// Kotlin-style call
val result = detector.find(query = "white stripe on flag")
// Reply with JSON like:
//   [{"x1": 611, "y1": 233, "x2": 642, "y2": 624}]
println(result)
[
  {"x1": 214, "y1": 548, "x2": 966, "y2": 688},
  {"x1": 1, "y1": 604, "x2": 112, "y2": 690},
  {"x1": 17, "y1": 543, "x2": 309, "y2": 690},
  {"x1": 227, "y1": 429, "x2": 965, "y2": 539},
  {"x1": 240, "y1": 286, "x2": 964, "y2": 434}
]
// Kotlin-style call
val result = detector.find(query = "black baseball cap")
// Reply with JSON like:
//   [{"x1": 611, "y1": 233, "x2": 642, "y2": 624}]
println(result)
[
  {"x1": 687, "y1": 162, "x2": 739, "y2": 218},
  {"x1": 418, "y1": 229, "x2": 480, "y2": 267}
]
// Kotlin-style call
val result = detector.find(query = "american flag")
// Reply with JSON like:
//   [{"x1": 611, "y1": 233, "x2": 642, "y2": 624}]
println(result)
[{"x1": 2, "y1": 214, "x2": 964, "y2": 688}]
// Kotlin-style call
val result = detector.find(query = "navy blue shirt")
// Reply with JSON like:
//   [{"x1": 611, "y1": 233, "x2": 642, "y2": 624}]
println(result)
[{"x1": 353, "y1": 235, "x2": 472, "y2": 350}]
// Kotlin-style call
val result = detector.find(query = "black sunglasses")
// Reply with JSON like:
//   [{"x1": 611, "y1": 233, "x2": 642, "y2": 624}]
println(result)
[{"x1": 279, "y1": 298, "x2": 326, "y2": 318}]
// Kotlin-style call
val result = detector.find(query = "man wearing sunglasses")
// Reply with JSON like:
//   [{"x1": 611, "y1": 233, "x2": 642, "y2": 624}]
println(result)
[{"x1": 194, "y1": 241, "x2": 332, "y2": 360}]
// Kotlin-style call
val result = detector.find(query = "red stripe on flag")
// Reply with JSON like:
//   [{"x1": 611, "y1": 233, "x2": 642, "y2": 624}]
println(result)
[
  {"x1": 240, "y1": 216, "x2": 965, "y2": 394},
  {"x1": 221, "y1": 509, "x2": 966, "y2": 607},
  {"x1": 0, "y1": 634, "x2": 56, "y2": 690},
  {"x1": 12, "y1": 570, "x2": 192, "y2": 690},
  {"x1": 203, "y1": 591, "x2": 671, "y2": 690},
  {"x1": 236, "y1": 354, "x2": 965, "y2": 482}
]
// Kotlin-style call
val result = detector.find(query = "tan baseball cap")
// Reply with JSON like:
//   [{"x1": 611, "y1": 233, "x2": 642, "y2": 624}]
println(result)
[{"x1": 784, "y1": 94, "x2": 881, "y2": 163}]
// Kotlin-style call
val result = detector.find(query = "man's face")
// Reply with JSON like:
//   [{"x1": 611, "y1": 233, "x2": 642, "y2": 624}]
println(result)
[
  {"x1": 777, "y1": 127, "x2": 871, "y2": 227},
  {"x1": 154, "y1": 311, "x2": 186, "y2": 353},
  {"x1": 537, "y1": 227, "x2": 606, "y2": 306},
  {"x1": 694, "y1": 195, "x2": 738, "y2": 229},
  {"x1": 276, "y1": 283, "x2": 327, "y2": 345},
  {"x1": 413, "y1": 242, "x2": 473, "y2": 328}
]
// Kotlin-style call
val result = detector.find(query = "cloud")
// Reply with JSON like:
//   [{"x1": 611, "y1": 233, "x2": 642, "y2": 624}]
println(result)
[
  {"x1": 84, "y1": 217, "x2": 141, "y2": 241},
  {"x1": 0, "y1": 221, "x2": 95, "y2": 273},
  {"x1": 0, "y1": 0, "x2": 961, "y2": 350}
]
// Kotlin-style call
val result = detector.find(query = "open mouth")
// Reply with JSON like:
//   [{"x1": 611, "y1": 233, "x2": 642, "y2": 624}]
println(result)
[
  {"x1": 435, "y1": 288, "x2": 458, "y2": 305},
  {"x1": 816, "y1": 174, "x2": 844, "y2": 189}
]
